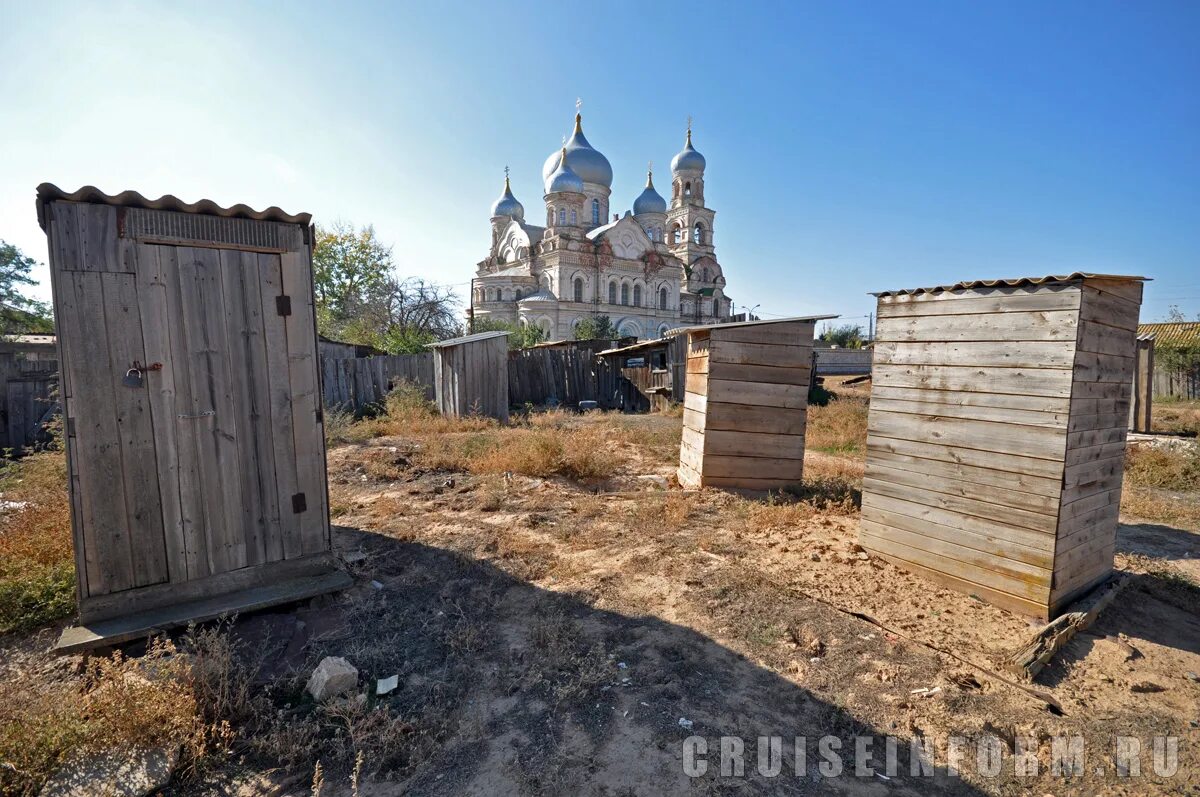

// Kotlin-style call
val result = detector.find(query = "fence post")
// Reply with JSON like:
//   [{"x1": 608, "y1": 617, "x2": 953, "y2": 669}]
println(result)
[{"x1": 1128, "y1": 335, "x2": 1154, "y2": 434}]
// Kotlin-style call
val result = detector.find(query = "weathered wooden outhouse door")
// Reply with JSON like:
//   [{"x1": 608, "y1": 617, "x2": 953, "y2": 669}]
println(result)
[{"x1": 41, "y1": 191, "x2": 334, "y2": 632}]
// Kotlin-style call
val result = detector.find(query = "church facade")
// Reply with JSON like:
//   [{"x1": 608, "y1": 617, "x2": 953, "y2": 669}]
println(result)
[{"x1": 470, "y1": 112, "x2": 735, "y2": 340}]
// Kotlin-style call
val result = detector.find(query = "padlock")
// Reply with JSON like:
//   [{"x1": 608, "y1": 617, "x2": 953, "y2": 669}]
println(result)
[{"x1": 122, "y1": 368, "x2": 143, "y2": 388}]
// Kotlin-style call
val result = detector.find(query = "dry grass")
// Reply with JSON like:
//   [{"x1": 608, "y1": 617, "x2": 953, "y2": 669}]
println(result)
[
  {"x1": 0, "y1": 451, "x2": 75, "y2": 634},
  {"x1": 1151, "y1": 398, "x2": 1200, "y2": 436},
  {"x1": 805, "y1": 393, "x2": 869, "y2": 456},
  {"x1": 0, "y1": 635, "x2": 234, "y2": 796},
  {"x1": 1122, "y1": 443, "x2": 1200, "y2": 529}
]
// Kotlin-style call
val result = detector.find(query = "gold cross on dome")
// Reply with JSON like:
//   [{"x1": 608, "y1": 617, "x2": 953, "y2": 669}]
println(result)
[
  {"x1": 576, "y1": 97, "x2": 583, "y2": 113},
  {"x1": 687, "y1": 114, "x2": 693, "y2": 132},
  {"x1": 504, "y1": 165, "x2": 509, "y2": 179}
]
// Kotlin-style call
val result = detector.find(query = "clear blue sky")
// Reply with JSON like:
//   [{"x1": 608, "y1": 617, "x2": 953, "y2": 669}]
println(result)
[{"x1": 2, "y1": 0, "x2": 1197, "y2": 329}]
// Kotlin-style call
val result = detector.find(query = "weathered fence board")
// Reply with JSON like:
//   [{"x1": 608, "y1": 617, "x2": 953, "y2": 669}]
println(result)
[{"x1": 321, "y1": 353, "x2": 435, "y2": 412}]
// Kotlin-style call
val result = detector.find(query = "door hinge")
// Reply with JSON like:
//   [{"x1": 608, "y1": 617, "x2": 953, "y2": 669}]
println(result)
[
  {"x1": 292, "y1": 492, "x2": 307, "y2": 513},
  {"x1": 276, "y1": 295, "x2": 292, "y2": 316}
]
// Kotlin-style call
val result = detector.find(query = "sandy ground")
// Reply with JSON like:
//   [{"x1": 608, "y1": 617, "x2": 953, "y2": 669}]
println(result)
[
  {"x1": 6, "y1": 409, "x2": 1197, "y2": 796},
  {"x1": 189, "y1": 413, "x2": 1197, "y2": 796}
]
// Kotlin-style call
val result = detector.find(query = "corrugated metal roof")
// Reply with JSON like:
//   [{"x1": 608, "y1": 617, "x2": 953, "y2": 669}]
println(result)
[
  {"x1": 427, "y1": 330, "x2": 511, "y2": 348},
  {"x1": 1137, "y1": 322, "x2": 1200, "y2": 348},
  {"x1": 35, "y1": 183, "x2": 312, "y2": 230},
  {"x1": 668, "y1": 314, "x2": 838, "y2": 336},
  {"x1": 872, "y1": 272, "x2": 1148, "y2": 297}
]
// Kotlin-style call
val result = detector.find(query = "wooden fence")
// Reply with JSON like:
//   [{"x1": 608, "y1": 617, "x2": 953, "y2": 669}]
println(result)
[
  {"x1": 507, "y1": 346, "x2": 625, "y2": 409},
  {"x1": 1152, "y1": 365, "x2": 1199, "y2": 400},
  {"x1": 321, "y1": 353, "x2": 435, "y2": 412},
  {"x1": 1, "y1": 360, "x2": 58, "y2": 451},
  {"x1": 814, "y1": 347, "x2": 873, "y2": 376}
]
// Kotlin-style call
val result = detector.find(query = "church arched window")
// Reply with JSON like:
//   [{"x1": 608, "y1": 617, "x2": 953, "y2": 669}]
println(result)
[
  {"x1": 633, "y1": 284, "x2": 642, "y2": 307},
  {"x1": 620, "y1": 283, "x2": 630, "y2": 306},
  {"x1": 672, "y1": 225, "x2": 683, "y2": 244},
  {"x1": 570, "y1": 209, "x2": 577, "y2": 225},
  {"x1": 592, "y1": 199, "x2": 600, "y2": 226},
  {"x1": 693, "y1": 223, "x2": 703, "y2": 245},
  {"x1": 684, "y1": 181, "x2": 692, "y2": 197},
  {"x1": 574, "y1": 277, "x2": 584, "y2": 303},
  {"x1": 548, "y1": 207, "x2": 554, "y2": 225},
  {"x1": 659, "y1": 287, "x2": 668, "y2": 310},
  {"x1": 608, "y1": 281, "x2": 617, "y2": 304},
  {"x1": 558, "y1": 209, "x2": 566, "y2": 225},
  {"x1": 514, "y1": 288, "x2": 522, "y2": 300}
]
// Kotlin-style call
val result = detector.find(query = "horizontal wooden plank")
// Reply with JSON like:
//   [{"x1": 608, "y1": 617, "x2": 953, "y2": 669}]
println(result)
[
  {"x1": 1059, "y1": 488, "x2": 1120, "y2": 521},
  {"x1": 872, "y1": 363, "x2": 1073, "y2": 397},
  {"x1": 869, "y1": 396, "x2": 1067, "y2": 429},
  {"x1": 1075, "y1": 321, "x2": 1136, "y2": 359},
  {"x1": 704, "y1": 429, "x2": 806, "y2": 460},
  {"x1": 1056, "y1": 503, "x2": 1120, "y2": 548},
  {"x1": 1049, "y1": 565, "x2": 1115, "y2": 614},
  {"x1": 869, "y1": 385, "x2": 1070, "y2": 414},
  {"x1": 861, "y1": 491, "x2": 1056, "y2": 553},
  {"x1": 1073, "y1": 351, "x2": 1135, "y2": 384},
  {"x1": 873, "y1": 340, "x2": 1077, "y2": 370},
  {"x1": 705, "y1": 401, "x2": 807, "y2": 435},
  {"x1": 1067, "y1": 412, "x2": 1127, "y2": 434},
  {"x1": 702, "y1": 474, "x2": 806, "y2": 491},
  {"x1": 1066, "y1": 425, "x2": 1127, "y2": 450},
  {"x1": 868, "y1": 409, "x2": 1067, "y2": 461},
  {"x1": 1063, "y1": 456, "x2": 1124, "y2": 491},
  {"x1": 876, "y1": 310, "x2": 1079, "y2": 343},
  {"x1": 860, "y1": 531, "x2": 1051, "y2": 603},
  {"x1": 710, "y1": 339, "x2": 811, "y2": 368},
  {"x1": 679, "y1": 437, "x2": 705, "y2": 475},
  {"x1": 876, "y1": 287, "x2": 1081, "y2": 319},
  {"x1": 861, "y1": 504, "x2": 1053, "y2": 569},
  {"x1": 683, "y1": 390, "x2": 707, "y2": 416},
  {"x1": 712, "y1": 321, "x2": 815, "y2": 346},
  {"x1": 1079, "y1": 285, "x2": 1141, "y2": 332},
  {"x1": 1064, "y1": 439, "x2": 1127, "y2": 466},
  {"x1": 702, "y1": 453, "x2": 806, "y2": 480},
  {"x1": 865, "y1": 461, "x2": 1060, "y2": 515},
  {"x1": 867, "y1": 447, "x2": 1062, "y2": 499},
  {"x1": 864, "y1": 475, "x2": 1058, "y2": 535},
  {"x1": 864, "y1": 547, "x2": 1051, "y2": 618},
  {"x1": 860, "y1": 518, "x2": 1051, "y2": 582},
  {"x1": 1084, "y1": 278, "x2": 1143, "y2": 307},
  {"x1": 686, "y1": 356, "x2": 709, "y2": 374},
  {"x1": 1069, "y1": 379, "x2": 1131, "y2": 401},
  {"x1": 707, "y1": 379, "x2": 809, "y2": 409},
  {"x1": 680, "y1": 423, "x2": 706, "y2": 455},
  {"x1": 865, "y1": 434, "x2": 1065, "y2": 481},
  {"x1": 1070, "y1": 397, "x2": 1131, "y2": 416},
  {"x1": 709, "y1": 362, "x2": 811, "y2": 386}
]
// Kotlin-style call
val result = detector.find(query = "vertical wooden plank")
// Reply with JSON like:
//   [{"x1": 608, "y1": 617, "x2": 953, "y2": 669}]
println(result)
[
  {"x1": 56, "y1": 270, "x2": 135, "y2": 594},
  {"x1": 259, "y1": 253, "x2": 303, "y2": 559},
  {"x1": 280, "y1": 248, "x2": 329, "y2": 555},
  {"x1": 160, "y1": 246, "x2": 211, "y2": 580},
  {"x1": 220, "y1": 249, "x2": 269, "y2": 566},
  {"x1": 101, "y1": 266, "x2": 169, "y2": 588},
  {"x1": 133, "y1": 243, "x2": 189, "y2": 583},
  {"x1": 176, "y1": 246, "x2": 247, "y2": 573}
]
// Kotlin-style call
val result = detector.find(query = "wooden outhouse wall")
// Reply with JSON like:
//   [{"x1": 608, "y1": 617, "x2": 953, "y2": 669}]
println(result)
[
  {"x1": 860, "y1": 276, "x2": 1143, "y2": 618},
  {"x1": 432, "y1": 333, "x2": 509, "y2": 421},
  {"x1": 42, "y1": 194, "x2": 335, "y2": 626},
  {"x1": 679, "y1": 319, "x2": 816, "y2": 492}
]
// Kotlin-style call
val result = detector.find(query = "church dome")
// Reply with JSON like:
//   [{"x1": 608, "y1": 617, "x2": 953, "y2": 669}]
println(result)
[
  {"x1": 632, "y1": 169, "x2": 667, "y2": 216},
  {"x1": 490, "y1": 175, "x2": 524, "y2": 221},
  {"x1": 545, "y1": 148, "x2": 584, "y2": 194},
  {"x1": 541, "y1": 114, "x2": 613, "y2": 188},
  {"x1": 671, "y1": 128, "x2": 706, "y2": 174}
]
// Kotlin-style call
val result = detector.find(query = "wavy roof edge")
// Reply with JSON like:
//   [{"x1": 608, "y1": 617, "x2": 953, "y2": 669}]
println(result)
[
  {"x1": 35, "y1": 183, "x2": 312, "y2": 230},
  {"x1": 872, "y1": 272, "x2": 1149, "y2": 297}
]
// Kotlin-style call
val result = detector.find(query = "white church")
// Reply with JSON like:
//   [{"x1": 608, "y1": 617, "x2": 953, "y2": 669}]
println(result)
[{"x1": 471, "y1": 110, "x2": 735, "y2": 340}]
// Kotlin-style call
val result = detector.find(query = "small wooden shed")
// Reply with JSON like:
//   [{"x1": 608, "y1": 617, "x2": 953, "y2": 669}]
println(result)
[
  {"x1": 430, "y1": 330, "x2": 510, "y2": 421},
  {"x1": 677, "y1": 316, "x2": 834, "y2": 493},
  {"x1": 860, "y1": 273, "x2": 1146, "y2": 619},
  {"x1": 37, "y1": 184, "x2": 348, "y2": 651}
]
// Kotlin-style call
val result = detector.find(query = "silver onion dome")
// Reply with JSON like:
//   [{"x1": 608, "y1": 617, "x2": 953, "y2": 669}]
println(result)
[
  {"x1": 490, "y1": 175, "x2": 524, "y2": 221},
  {"x1": 545, "y1": 147, "x2": 584, "y2": 194},
  {"x1": 632, "y1": 169, "x2": 667, "y2": 216},
  {"x1": 671, "y1": 127, "x2": 706, "y2": 174},
  {"x1": 541, "y1": 114, "x2": 613, "y2": 188}
]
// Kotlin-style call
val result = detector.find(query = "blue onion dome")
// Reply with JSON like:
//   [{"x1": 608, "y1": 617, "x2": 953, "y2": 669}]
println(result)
[
  {"x1": 545, "y1": 147, "x2": 584, "y2": 194},
  {"x1": 671, "y1": 127, "x2": 706, "y2": 174},
  {"x1": 490, "y1": 174, "x2": 524, "y2": 221},
  {"x1": 541, "y1": 114, "x2": 614, "y2": 188},
  {"x1": 632, "y1": 168, "x2": 667, "y2": 215}
]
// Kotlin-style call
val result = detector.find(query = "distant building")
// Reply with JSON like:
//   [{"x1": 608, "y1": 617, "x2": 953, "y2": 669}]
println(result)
[{"x1": 471, "y1": 111, "x2": 735, "y2": 341}]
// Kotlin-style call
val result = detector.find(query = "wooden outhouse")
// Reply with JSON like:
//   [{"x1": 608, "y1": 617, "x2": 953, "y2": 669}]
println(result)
[
  {"x1": 430, "y1": 330, "x2": 510, "y2": 421},
  {"x1": 677, "y1": 316, "x2": 834, "y2": 493},
  {"x1": 860, "y1": 273, "x2": 1146, "y2": 619},
  {"x1": 37, "y1": 185, "x2": 348, "y2": 651}
]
